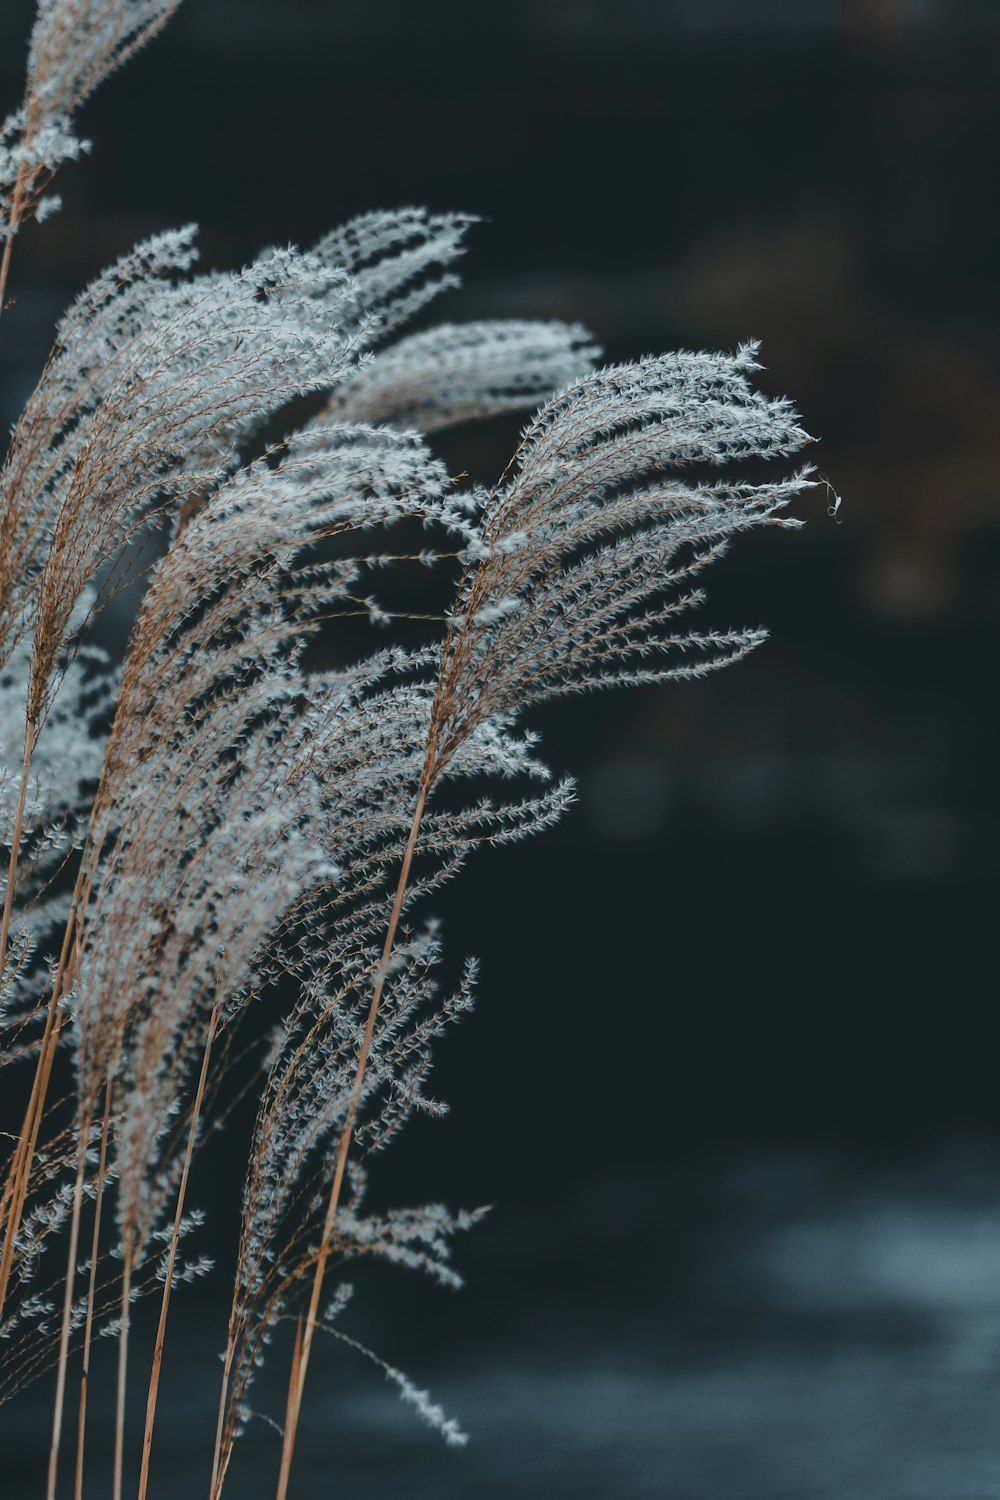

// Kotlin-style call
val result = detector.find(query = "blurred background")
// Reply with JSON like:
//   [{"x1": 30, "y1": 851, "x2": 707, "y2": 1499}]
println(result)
[{"x1": 3, "y1": 0, "x2": 1000, "y2": 1495}]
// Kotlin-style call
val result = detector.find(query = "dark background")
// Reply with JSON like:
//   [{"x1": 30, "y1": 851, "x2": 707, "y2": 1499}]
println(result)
[{"x1": 3, "y1": 1, "x2": 1000, "y2": 1495}]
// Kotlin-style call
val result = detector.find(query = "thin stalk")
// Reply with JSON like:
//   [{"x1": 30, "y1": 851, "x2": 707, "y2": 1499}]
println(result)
[
  {"x1": 0, "y1": 797, "x2": 108, "y2": 1322},
  {"x1": 46, "y1": 1113, "x2": 92, "y2": 1500},
  {"x1": 0, "y1": 225, "x2": 15, "y2": 321},
  {"x1": 0, "y1": 155, "x2": 27, "y2": 329},
  {"x1": 208, "y1": 1339, "x2": 234, "y2": 1500},
  {"x1": 0, "y1": 871, "x2": 82, "y2": 1320},
  {"x1": 75, "y1": 1081, "x2": 113, "y2": 1500},
  {"x1": 281, "y1": 1319, "x2": 304, "y2": 1462},
  {"x1": 114, "y1": 1236, "x2": 135, "y2": 1500},
  {"x1": 0, "y1": 995, "x2": 63, "y2": 1316},
  {"x1": 0, "y1": 727, "x2": 35, "y2": 983},
  {"x1": 275, "y1": 783, "x2": 429, "y2": 1500},
  {"x1": 137, "y1": 1000, "x2": 220, "y2": 1500}
]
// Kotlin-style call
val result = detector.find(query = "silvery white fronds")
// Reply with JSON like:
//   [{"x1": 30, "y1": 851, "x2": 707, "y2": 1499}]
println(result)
[
  {"x1": 0, "y1": 0, "x2": 816, "y2": 1489},
  {"x1": 1, "y1": 1, "x2": 185, "y2": 235},
  {"x1": 0, "y1": 227, "x2": 365, "y2": 712},
  {"x1": 324, "y1": 319, "x2": 601, "y2": 433}
]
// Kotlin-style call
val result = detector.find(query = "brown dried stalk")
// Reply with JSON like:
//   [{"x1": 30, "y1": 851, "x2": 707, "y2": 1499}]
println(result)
[
  {"x1": 136, "y1": 999, "x2": 220, "y2": 1500},
  {"x1": 74, "y1": 1080, "x2": 112, "y2": 1500},
  {"x1": 275, "y1": 785, "x2": 430, "y2": 1500}
]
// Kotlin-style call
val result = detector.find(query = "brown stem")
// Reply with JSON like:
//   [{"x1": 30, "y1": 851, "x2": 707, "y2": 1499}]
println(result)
[
  {"x1": 0, "y1": 998, "x2": 63, "y2": 1317},
  {"x1": 0, "y1": 159, "x2": 26, "y2": 331},
  {"x1": 46, "y1": 1112, "x2": 92, "y2": 1500},
  {"x1": 208, "y1": 1338, "x2": 235, "y2": 1500},
  {"x1": 0, "y1": 727, "x2": 36, "y2": 988},
  {"x1": 137, "y1": 1000, "x2": 220, "y2": 1500},
  {"x1": 0, "y1": 225, "x2": 15, "y2": 322},
  {"x1": 275, "y1": 783, "x2": 429, "y2": 1500},
  {"x1": 279, "y1": 1318, "x2": 304, "y2": 1470},
  {"x1": 0, "y1": 870, "x2": 82, "y2": 1322},
  {"x1": 75, "y1": 1081, "x2": 113, "y2": 1500},
  {"x1": 0, "y1": 784, "x2": 108, "y2": 1324},
  {"x1": 113, "y1": 1236, "x2": 135, "y2": 1500}
]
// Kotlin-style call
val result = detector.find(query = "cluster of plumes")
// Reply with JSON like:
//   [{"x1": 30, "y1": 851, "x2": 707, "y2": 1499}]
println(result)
[
  {"x1": 0, "y1": 602, "x2": 113, "y2": 987},
  {"x1": 0, "y1": 226, "x2": 362, "y2": 720},
  {"x1": 0, "y1": 185, "x2": 813, "y2": 1469},
  {"x1": 423, "y1": 344, "x2": 811, "y2": 784},
  {"x1": 1, "y1": 0, "x2": 184, "y2": 234}
]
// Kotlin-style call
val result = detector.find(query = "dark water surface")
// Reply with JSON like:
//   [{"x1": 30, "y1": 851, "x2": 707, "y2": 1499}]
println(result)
[{"x1": 11, "y1": 1156, "x2": 1000, "y2": 1498}]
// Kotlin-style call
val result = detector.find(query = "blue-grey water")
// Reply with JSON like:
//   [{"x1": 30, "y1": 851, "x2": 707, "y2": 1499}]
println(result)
[{"x1": 10, "y1": 1155, "x2": 1000, "y2": 1498}]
